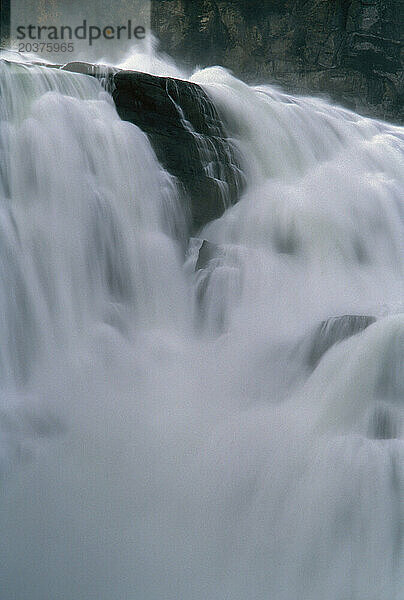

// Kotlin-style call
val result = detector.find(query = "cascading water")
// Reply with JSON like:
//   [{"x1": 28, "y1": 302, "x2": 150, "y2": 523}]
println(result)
[{"x1": 0, "y1": 47, "x2": 403, "y2": 600}]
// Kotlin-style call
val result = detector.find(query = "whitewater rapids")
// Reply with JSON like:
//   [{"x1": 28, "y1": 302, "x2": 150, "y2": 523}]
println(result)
[{"x1": 0, "y1": 48, "x2": 403, "y2": 600}]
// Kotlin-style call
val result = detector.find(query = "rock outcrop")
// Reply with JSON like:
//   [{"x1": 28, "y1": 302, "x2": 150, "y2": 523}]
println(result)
[
  {"x1": 112, "y1": 70, "x2": 244, "y2": 231},
  {"x1": 62, "y1": 62, "x2": 245, "y2": 232},
  {"x1": 152, "y1": 0, "x2": 403, "y2": 123}
]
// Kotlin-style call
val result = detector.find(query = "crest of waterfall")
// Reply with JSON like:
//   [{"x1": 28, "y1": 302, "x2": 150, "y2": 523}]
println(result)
[
  {"x1": 0, "y1": 48, "x2": 403, "y2": 600},
  {"x1": 0, "y1": 58, "x2": 188, "y2": 387}
]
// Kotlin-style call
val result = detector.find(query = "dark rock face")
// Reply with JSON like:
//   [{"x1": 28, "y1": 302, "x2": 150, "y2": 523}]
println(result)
[
  {"x1": 62, "y1": 62, "x2": 245, "y2": 232},
  {"x1": 307, "y1": 314, "x2": 376, "y2": 368},
  {"x1": 112, "y1": 71, "x2": 244, "y2": 231},
  {"x1": 152, "y1": 0, "x2": 403, "y2": 123}
]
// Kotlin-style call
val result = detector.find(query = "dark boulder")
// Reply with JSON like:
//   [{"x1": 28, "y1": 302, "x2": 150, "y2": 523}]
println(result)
[
  {"x1": 61, "y1": 62, "x2": 245, "y2": 232},
  {"x1": 112, "y1": 70, "x2": 245, "y2": 231}
]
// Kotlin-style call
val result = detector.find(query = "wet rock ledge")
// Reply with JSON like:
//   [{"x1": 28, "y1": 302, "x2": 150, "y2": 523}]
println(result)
[{"x1": 62, "y1": 62, "x2": 245, "y2": 232}]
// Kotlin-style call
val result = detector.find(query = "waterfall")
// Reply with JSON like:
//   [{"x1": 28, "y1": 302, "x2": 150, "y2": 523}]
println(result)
[{"x1": 0, "y1": 51, "x2": 403, "y2": 600}]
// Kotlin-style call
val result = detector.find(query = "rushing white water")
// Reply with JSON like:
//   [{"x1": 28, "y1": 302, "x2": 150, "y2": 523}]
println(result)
[{"x1": 0, "y1": 49, "x2": 403, "y2": 600}]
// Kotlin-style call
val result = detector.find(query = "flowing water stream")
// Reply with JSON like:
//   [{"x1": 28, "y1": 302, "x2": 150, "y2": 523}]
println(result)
[{"x1": 0, "y1": 48, "x2": 403, "y2": 600}]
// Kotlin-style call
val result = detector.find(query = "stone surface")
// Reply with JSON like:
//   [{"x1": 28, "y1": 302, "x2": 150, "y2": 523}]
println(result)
[
  {"x1": 152, "y1": 0, "x2": 403, "y2": 123},
  {"x1": 62, "y1": 63, "x2": 245, "y2": 232},
  {"x1": 112, "y1": 70, "x2": 244, "y2": 232}
]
